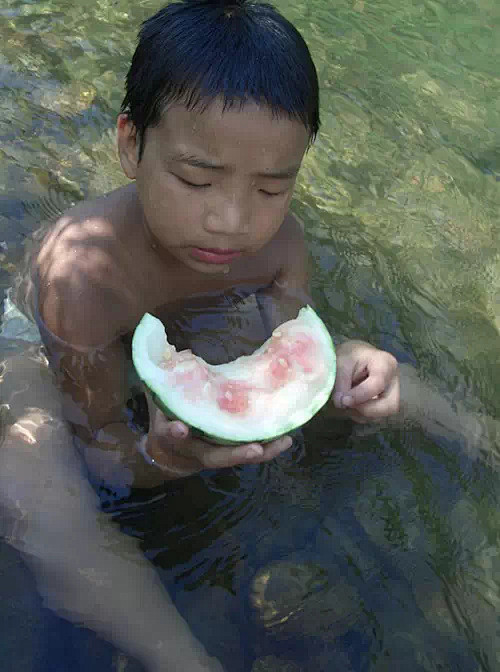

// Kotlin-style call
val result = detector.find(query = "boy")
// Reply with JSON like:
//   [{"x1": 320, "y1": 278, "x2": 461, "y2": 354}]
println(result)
[
  {"x1": 32, "y1": 0, "x2": 398, "y2": 488},
  {"x1": 3, "y1": 0, "x2": 402, "y2": 669}
]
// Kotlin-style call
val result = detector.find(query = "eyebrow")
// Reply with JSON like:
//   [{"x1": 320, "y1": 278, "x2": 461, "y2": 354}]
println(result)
[
  {"x1": 171, "y1": 152, "x2": 224, "y2": 171},
  {"x1": 170, "y1": 152, "x2": 300, "y2": 180}
]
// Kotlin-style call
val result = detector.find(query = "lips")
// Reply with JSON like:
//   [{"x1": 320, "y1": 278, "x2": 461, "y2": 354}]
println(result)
[
  {"x1": 201, "y1": 248, "x2": 239, "y2": 254},
  {"x1": 190, "y1": 247, "x2": 243, "y2": 265}
]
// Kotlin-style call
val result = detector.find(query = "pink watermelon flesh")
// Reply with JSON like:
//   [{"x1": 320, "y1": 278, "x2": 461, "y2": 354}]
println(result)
[{"x1": 160, "y1": 329, "x2": 322, "y2": 419}]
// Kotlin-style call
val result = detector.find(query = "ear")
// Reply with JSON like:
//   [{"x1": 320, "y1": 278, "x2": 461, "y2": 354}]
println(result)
[{"x1": 117, "y1": 114, "x2": 139, "y2": 179}]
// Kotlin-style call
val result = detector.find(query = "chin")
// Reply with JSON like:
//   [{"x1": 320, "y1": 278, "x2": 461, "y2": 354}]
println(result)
[{"x1": 181, "y1": 256, "x2": 230, "y2": 275}]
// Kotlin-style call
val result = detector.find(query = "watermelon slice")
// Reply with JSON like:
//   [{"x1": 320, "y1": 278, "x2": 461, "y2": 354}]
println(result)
[{"x1": 132, "y1": 306, "x2": 336, "y2": 445}]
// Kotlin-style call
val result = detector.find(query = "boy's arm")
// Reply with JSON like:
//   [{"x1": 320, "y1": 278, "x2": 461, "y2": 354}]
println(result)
[
  {"x1": 39, "y1": 326, "x2": 165, "y2": 489},
  {"x1": 0, "y1": 349, "x2": 222, "y2": 672},
  {"x1": 35, "y1": 255, "x2": 172, "y2": 487}
]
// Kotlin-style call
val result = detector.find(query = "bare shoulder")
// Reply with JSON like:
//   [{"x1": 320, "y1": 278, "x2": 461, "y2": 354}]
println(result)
[
  {"x1": 273, "y1": 212, "x2": 305, "y2": 246},
  {"x1": 36, "y1": 185, "x2": 145, "y2": 347},
  {"x1": 269, "y1": 212, "x2": 310, "y2": 286}
]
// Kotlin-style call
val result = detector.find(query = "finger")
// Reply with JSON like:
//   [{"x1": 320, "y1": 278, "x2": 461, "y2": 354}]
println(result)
[
  {"x1": 260, "y1": 435, "x2": 294, "y2": 462},
  {"x1": 145, "y1": 414, "x2": 199, "y2": 476},
  {"x1": 349, "y1": 395, "x2": 399, "y2": 421},
  {"x1": 333, "y1": 366, "x2": 356, "y2": 408},
  {"x1": 201, "y1": 435, "x2": 293, "y2": 469},
  {"x1": 343, "y1": 357, "x2": 398, "y2": 408},
  {"x1": 342, "y1": 376, "x2": 385, "y2": 407},
  {"x1": 165, "y1": 420, "x2": 189, "y2": 440},
  {"x1": 151, "y1": 414, "x2": 190, "y2": 442},
  {"x1": 348, "y1": 378, "x2": 400, "y2": 420},
  {"x1": 146, "y1": 393, "x2": 189, "y2": 440}
]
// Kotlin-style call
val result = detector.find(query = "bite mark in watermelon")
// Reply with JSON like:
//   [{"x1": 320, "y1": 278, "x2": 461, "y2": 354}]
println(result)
[{"x1": 132, "y1": 306, "x2": 336, "y2": 445}]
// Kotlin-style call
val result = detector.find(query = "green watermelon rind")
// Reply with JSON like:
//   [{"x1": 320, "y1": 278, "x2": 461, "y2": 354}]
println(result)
[
  {"x1": 149, "y1": 390, "x2": 291, "y2": 446},
  {"x1": 133, "y1": 306, "x2": 336, "y2": 446}
]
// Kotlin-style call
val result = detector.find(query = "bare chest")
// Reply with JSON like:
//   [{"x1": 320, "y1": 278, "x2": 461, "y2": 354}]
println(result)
[{"x1": 126, "y1": 247, "x2": 279, "y2": 361}]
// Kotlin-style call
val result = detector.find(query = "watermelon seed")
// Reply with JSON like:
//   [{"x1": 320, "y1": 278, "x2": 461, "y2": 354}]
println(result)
[
  {"x1": 225, "y1": 390, "x2": 233, "y2": 401},
  {"x1": 273, "y1": 329, "x2": 282, "y2": 338},
  {"x1": 278, "y1": 358, "x2": 288, "y2": 368}
]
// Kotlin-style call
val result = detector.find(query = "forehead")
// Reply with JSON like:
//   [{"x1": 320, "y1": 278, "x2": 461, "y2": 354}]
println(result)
[{"x1": 149, "y1": 99, "x2": 310, "y2": 168}]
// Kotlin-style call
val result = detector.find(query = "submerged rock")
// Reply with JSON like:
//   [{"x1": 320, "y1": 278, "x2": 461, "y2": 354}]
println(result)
[
  {"x1": 249, "y1": 556, "x2": 361, "y2": 643},
  {"x1": 251, "y1": 656, "x2": 301, "y2": 672}
]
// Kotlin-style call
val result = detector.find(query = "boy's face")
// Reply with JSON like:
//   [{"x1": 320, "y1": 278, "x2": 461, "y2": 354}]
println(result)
[{"x1": 117, "y1": 99, "x2": 309, "y2": 274}]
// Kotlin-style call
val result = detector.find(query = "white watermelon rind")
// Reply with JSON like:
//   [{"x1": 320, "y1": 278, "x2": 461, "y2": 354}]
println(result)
[{"x1": 132, "y1": 306, "x2": 336, "y2": 446}]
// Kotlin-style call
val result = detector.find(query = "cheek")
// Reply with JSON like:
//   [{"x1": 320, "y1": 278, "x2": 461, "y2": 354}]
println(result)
[
  {"x1": 253, "y1": 198, "x2": 290, "y2": 239},
  {"x1": 141, "y1": 175, "x2": 205, "y2": 234}
]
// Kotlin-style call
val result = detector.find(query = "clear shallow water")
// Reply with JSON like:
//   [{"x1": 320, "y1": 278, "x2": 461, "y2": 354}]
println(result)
[{"x1": 0, "y1": 0, "x2": 500, "y2": 670}]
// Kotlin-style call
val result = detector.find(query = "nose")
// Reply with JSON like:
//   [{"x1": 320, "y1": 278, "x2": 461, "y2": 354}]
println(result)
[{"x1": 203, "y1": 191, "x2": 250, "y2": 236}]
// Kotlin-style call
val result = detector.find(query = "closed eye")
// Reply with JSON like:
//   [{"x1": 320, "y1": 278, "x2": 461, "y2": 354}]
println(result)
[
  {"x1": 175, "y1": 175, "x2": 211, "y2": 189},
  {"x1": 259, "y1": 189, "x2": 287, "y2": 197}
]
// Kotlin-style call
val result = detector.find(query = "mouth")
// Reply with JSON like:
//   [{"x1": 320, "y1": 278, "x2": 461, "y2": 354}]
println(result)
[{"x1": 189, "y1": 247, "x2": 243, "y2": 265}]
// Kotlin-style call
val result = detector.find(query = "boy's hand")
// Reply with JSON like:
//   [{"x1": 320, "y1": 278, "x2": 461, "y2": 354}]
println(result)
[
  {"x1": 142, "y1": 395, "x2": 293, "y2": 478},
  {"x1": 332, "y1": 340, "x2": 400, "y2": 423}
]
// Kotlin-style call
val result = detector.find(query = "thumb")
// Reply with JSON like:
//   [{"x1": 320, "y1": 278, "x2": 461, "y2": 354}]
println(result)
[
  {"x1": 151, "y1": 412, "x2": 189, "y2": 443},
  {"x1": 146, "y1": 406, "x2": 189, "y2": 448},
  {"x1": 333, "y1": 365, "x2": 355, "y2": 408},
  {"x1": 144, "y1": 389, "x2": 187, "y2": 439},
  {"x1": 165, "y1": 420, "x2": 189, "y2": 441}
]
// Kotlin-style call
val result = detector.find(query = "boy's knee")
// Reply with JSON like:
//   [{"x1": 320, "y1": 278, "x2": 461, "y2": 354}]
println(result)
[{"x1": 0, "y1": 347, "x2": 62, "y2": 418}]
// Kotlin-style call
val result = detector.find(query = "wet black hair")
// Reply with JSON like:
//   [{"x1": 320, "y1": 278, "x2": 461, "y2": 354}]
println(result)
[{"x1": 121, "y1": 0, "x2": 320, "y2": 158}]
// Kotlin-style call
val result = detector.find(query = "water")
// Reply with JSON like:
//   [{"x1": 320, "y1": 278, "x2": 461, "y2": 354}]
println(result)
[{"x1": 0, "y1": 0, "x2": 499, "y2": 670}]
